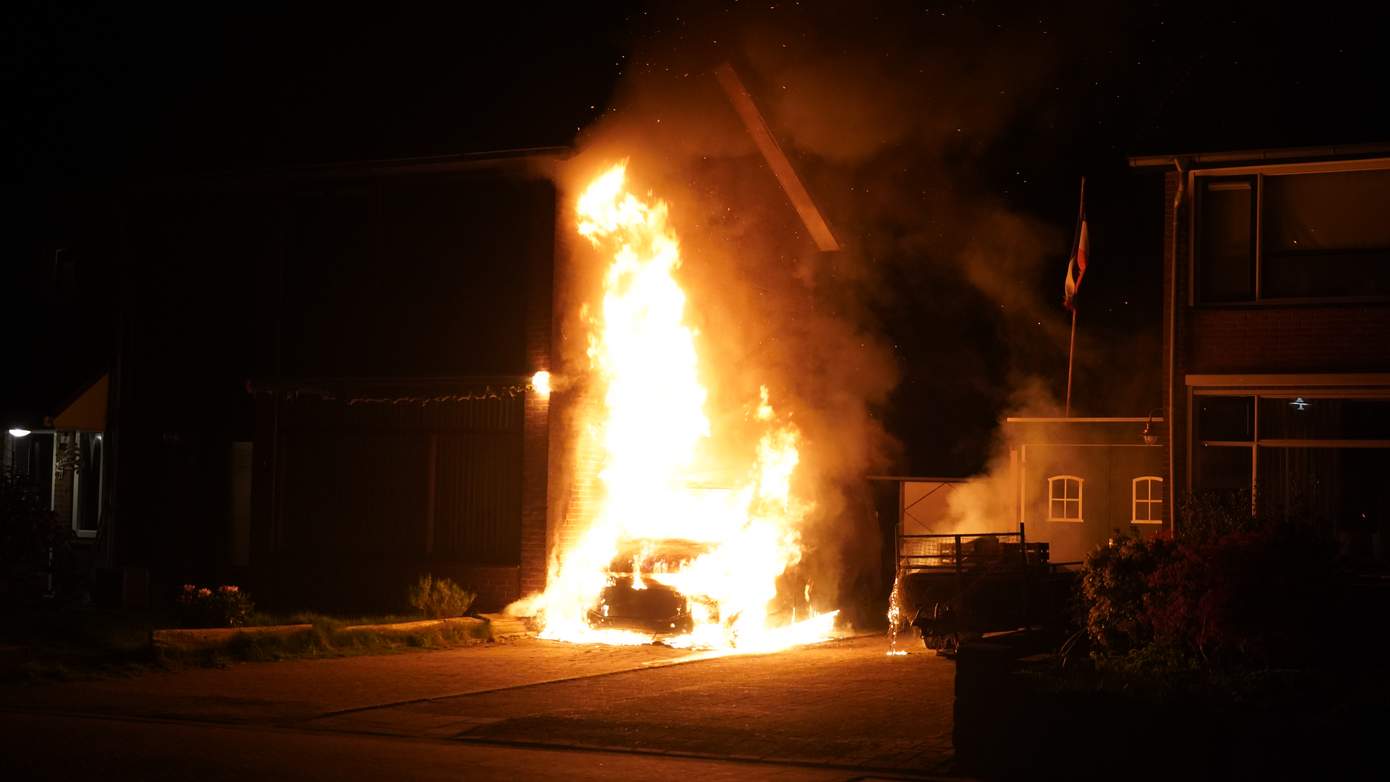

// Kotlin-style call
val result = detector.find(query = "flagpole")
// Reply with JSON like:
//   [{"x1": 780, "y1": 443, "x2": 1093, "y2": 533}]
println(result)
[
  {"x1": 1064, "y1": 176, "x2": 1086, "y2": 418},
  {"x1": 1065, "y1": 306, "x2": 1078, "y2": 417}
]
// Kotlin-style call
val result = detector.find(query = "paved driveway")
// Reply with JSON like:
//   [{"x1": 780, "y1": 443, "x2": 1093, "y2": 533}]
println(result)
[{"x1": 1, "y1": 634, "x2": 956, "y2": 779}]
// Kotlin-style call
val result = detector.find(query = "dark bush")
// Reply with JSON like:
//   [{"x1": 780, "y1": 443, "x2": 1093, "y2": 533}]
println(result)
[
  {"x1": 0, "y1": 469, "x2": 74, "y2": 603},
  {"x1": 1152, "y1": 524, "x2": 1336, "y2": 668},
  {"x1": 1081, "y1": 497, "x2": 1339, "y2": 673},
  {"x1": 408, "y1": 575, "x2": 475, "y2": 619},
  {"x1": 1081, "y1": 534, "x2": 1177, "y2": 656},
  {"x1": 175, "y1": 584, "x2": 255, "y2": 627}
]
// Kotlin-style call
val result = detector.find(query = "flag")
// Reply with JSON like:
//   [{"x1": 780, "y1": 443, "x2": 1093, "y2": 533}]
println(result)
[{"x1": 1063, "y1": 209, "x2": 1089, "y2": 311}]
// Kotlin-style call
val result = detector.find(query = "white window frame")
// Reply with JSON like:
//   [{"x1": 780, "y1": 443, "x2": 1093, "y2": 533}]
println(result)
[
  {"x1": 1132, "y1": 476, "x2": 1164, "y2": 525},
  {"x1": 1185, "y1": 377, "x2": 1390, "y2": 517},
  {"x1": 1188, "y1": 157, "x2": 1390, "y2": 307},
  {"x1": 1047, "y1": 475, "x2": 1084, "y2": 523}
]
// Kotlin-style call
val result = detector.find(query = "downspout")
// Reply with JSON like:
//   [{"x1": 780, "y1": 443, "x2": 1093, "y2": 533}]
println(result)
[{"x1": 1168, "y1": 160, "x2": 1187, "y2": 535}]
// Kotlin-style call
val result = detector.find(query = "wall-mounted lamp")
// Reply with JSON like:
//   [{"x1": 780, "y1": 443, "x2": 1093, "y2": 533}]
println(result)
[
  {"x1": 530, "y1": 370, "x2": 552, "y2": 400},
  {"x1": 1141, "y1": 408, "x2": 1163, "y2": 446},
  {"x1": 7, "y1": 428, "x2": 31, "y2": 438}
]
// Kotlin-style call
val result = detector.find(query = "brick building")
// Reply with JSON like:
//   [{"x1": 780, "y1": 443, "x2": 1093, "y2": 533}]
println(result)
[
  {"x1": 1131, "y1": 143, "x2": 1390, "y2": 558},
  {"x1": 98, "y1": 149, "x2": 570, "y2": 611},
  {"x1": 1004, "y1": 417, "x2": 1168, "y2": 564}
]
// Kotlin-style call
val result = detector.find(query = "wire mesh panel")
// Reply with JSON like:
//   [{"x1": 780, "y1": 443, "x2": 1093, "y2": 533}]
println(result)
[{"x1": 899, "y1": 531, "x2": 1039, "y2": 572}]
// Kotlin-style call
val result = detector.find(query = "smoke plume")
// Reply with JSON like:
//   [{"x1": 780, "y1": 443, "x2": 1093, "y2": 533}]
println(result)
[{"x1": 549, "y1": 1, "x2": 1142, "y2": 625}]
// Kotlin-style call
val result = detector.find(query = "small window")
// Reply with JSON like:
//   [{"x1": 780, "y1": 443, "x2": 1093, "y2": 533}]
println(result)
[
  {"x1": 1132, "y1": 476, "x2": 1164, "y2": 525},
  {"x1": 1196, "y1": 177, "x2": 1255, "y2": 303},
  {"x1": 1047, "y1": 475, "x2": 1084, "y2": 523}
]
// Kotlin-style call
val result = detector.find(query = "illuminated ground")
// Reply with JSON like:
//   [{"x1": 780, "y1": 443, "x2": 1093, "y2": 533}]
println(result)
[{"x1": 0, "y1": 634, "x2": 956, "y2": 779}]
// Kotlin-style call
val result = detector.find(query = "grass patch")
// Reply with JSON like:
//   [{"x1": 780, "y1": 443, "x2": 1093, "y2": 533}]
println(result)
[{"x1": 244, "y1": 611, "x2": 420, "y2": 631}]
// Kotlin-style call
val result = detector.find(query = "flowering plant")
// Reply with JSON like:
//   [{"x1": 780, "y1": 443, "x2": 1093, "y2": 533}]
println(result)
[{"x1": 175, "y1": 583, "x2": 254, "y2": 627}]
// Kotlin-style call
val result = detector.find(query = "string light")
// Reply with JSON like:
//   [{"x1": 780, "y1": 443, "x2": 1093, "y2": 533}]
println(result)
[
  {"x1": 247, "y1": 376, "x2": 552, "y2": 407},
  {"x1": 345, "y1": 383, "x2": 531, "y2": 406}
]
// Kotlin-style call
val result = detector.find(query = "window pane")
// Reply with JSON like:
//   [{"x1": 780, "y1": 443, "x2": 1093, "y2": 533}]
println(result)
[
  {"x1": 1263, "y1": 170, "x2": 1390, "y2": 299},
  {"x1": 1197, "y1": 178, "x2": 1255, "y2": 302},
  {"x1": 1194, "y1": 445, "x2": 1252, "y2": 492},
  {"x1": 1259, "y1": 397, "x2": 1390, "y2": 440},
  {"x1": 76, "y1": 433, "x2": 102, "y2": 532},
  {"x1": 1264, "y1": 250, "x2": 1390, "y2": 298},
  {"x1": 1197, "y1": 396, "x2": 1255, "y2": 441}
]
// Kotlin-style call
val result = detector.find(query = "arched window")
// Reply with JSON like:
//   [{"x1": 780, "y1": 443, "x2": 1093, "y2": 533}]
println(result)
[
  {"x1": 1047, "y1": 476, "x2": 1084, "y2": 522},
  {"x1": 1132, "y1": 476, "x2": 1164, "y2": 524}
]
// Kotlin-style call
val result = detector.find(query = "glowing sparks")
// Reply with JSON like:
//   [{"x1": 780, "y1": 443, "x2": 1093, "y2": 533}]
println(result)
[{"x1": 516, "y1": 162, "x2": 835, "y2": 652}]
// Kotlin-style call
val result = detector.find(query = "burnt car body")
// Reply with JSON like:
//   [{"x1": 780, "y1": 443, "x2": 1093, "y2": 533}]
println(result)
[{"x1": 587, "y1": 538, "x2": 710, "y2": 635}]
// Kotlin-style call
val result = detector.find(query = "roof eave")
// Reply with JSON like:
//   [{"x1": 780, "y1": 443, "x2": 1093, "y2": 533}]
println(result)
[{"x1": 1127, "y1": 141, "x2": 1390, "y2": 169}]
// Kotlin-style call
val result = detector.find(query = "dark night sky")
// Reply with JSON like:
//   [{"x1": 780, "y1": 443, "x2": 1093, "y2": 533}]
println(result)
[{"x1": 4, "y1": 1, "x2": 1389, "y2": 476}]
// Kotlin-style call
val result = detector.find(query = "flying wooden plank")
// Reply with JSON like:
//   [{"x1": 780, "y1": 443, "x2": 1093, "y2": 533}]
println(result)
[{"x1": 714, "y1": 63, "x2": 840, "y2": 252}]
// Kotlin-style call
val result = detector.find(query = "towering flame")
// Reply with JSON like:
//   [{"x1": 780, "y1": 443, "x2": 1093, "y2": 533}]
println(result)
[{"x1": 518, "y1": 162, "x2": 836, "y2": 652}]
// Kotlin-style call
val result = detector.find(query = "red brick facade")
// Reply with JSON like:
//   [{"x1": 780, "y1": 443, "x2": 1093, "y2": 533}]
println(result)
[
  {"x1": 1187, "y1": 306, "x2": 1390, "y2": 374},
  {"x1": 1157, "y1": 151, "x2": 1390, "y2": 525}
]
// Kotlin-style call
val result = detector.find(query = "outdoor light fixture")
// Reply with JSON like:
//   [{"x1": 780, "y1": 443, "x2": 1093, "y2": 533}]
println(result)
[
  {"x1": 1291, "y1": 397, "x2": 1310, "y2": 411},
  {"x1": 1141, "y1": 408, "x2": 1162, "y2": 446},
  {"x1": 530, "y1": 370, "x2": 552, "y2": 399},
  {"x1": 7, "y1": 428, "x2": 31, "y2": 438}
]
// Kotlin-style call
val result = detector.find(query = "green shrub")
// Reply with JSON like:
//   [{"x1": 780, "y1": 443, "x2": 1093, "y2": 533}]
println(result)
[
  {"x1": 1081, "y1": 534, "x2": 1177, "y2": 656},
  {"x1": 408, "y1": 574, "x2": 475, "y2": 619}
]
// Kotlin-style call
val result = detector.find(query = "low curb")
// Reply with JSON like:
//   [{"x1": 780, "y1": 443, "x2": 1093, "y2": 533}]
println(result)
[
  {"x1": 477, "y1": 613, "x2": 529, "y2": 639},
  {"x1": 339, "y1": 617, "x2": 486, "y2": 635}
]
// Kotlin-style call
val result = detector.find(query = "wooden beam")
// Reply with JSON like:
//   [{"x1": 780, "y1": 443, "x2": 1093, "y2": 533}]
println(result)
[{"x1": 714, "y1": 63, "x2": 840, "y2": 252}]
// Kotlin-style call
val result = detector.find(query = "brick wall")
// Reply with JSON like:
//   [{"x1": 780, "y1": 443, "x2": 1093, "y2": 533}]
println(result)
[
  {"x1": 1170, "y1": 162, "x2": 1390, "y2": 527},
  {"x1": 451, "y1": 565, "x2": 522, "y2": 612},
  {"x1": 556, "y1": 393, "x2": 604, "y2": 563},
  {"x1": 518, "y1": 184, "x2": 556, "y2": 598},
  {"x1": 519, "y1": 391, "x2": 550, "y2": 596},
  {"x1": 542, "y1": 191, "x2": 606, "y2": 589},
  {"x1": 1187, "y1": 305, "x2": 1390, "y2": 373}
]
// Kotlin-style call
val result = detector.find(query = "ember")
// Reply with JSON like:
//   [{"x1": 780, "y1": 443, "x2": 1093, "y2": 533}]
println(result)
[{"x1": 514, "y1": 163, "x2": 836, "y2": 652}]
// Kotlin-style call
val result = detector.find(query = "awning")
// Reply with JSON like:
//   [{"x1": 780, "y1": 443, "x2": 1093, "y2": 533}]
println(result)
[{"x1": 52, "y1": 374, "x2": 107, "y2": 432}]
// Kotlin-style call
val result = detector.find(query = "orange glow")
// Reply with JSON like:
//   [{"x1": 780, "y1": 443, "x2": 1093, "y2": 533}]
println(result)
[{"x1": 516, "y1": 162, "x2": 836, "y2": 652}]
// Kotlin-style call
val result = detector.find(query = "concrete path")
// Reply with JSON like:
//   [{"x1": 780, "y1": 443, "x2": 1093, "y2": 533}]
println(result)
[{"x1": 0, "y1": 634, "x2": 957, "y2": 779}]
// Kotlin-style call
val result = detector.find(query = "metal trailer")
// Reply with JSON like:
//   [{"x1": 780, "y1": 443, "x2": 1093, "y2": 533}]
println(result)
[{"x1": 894, "y1": 525, "x2": 1076, "y2": 654}]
